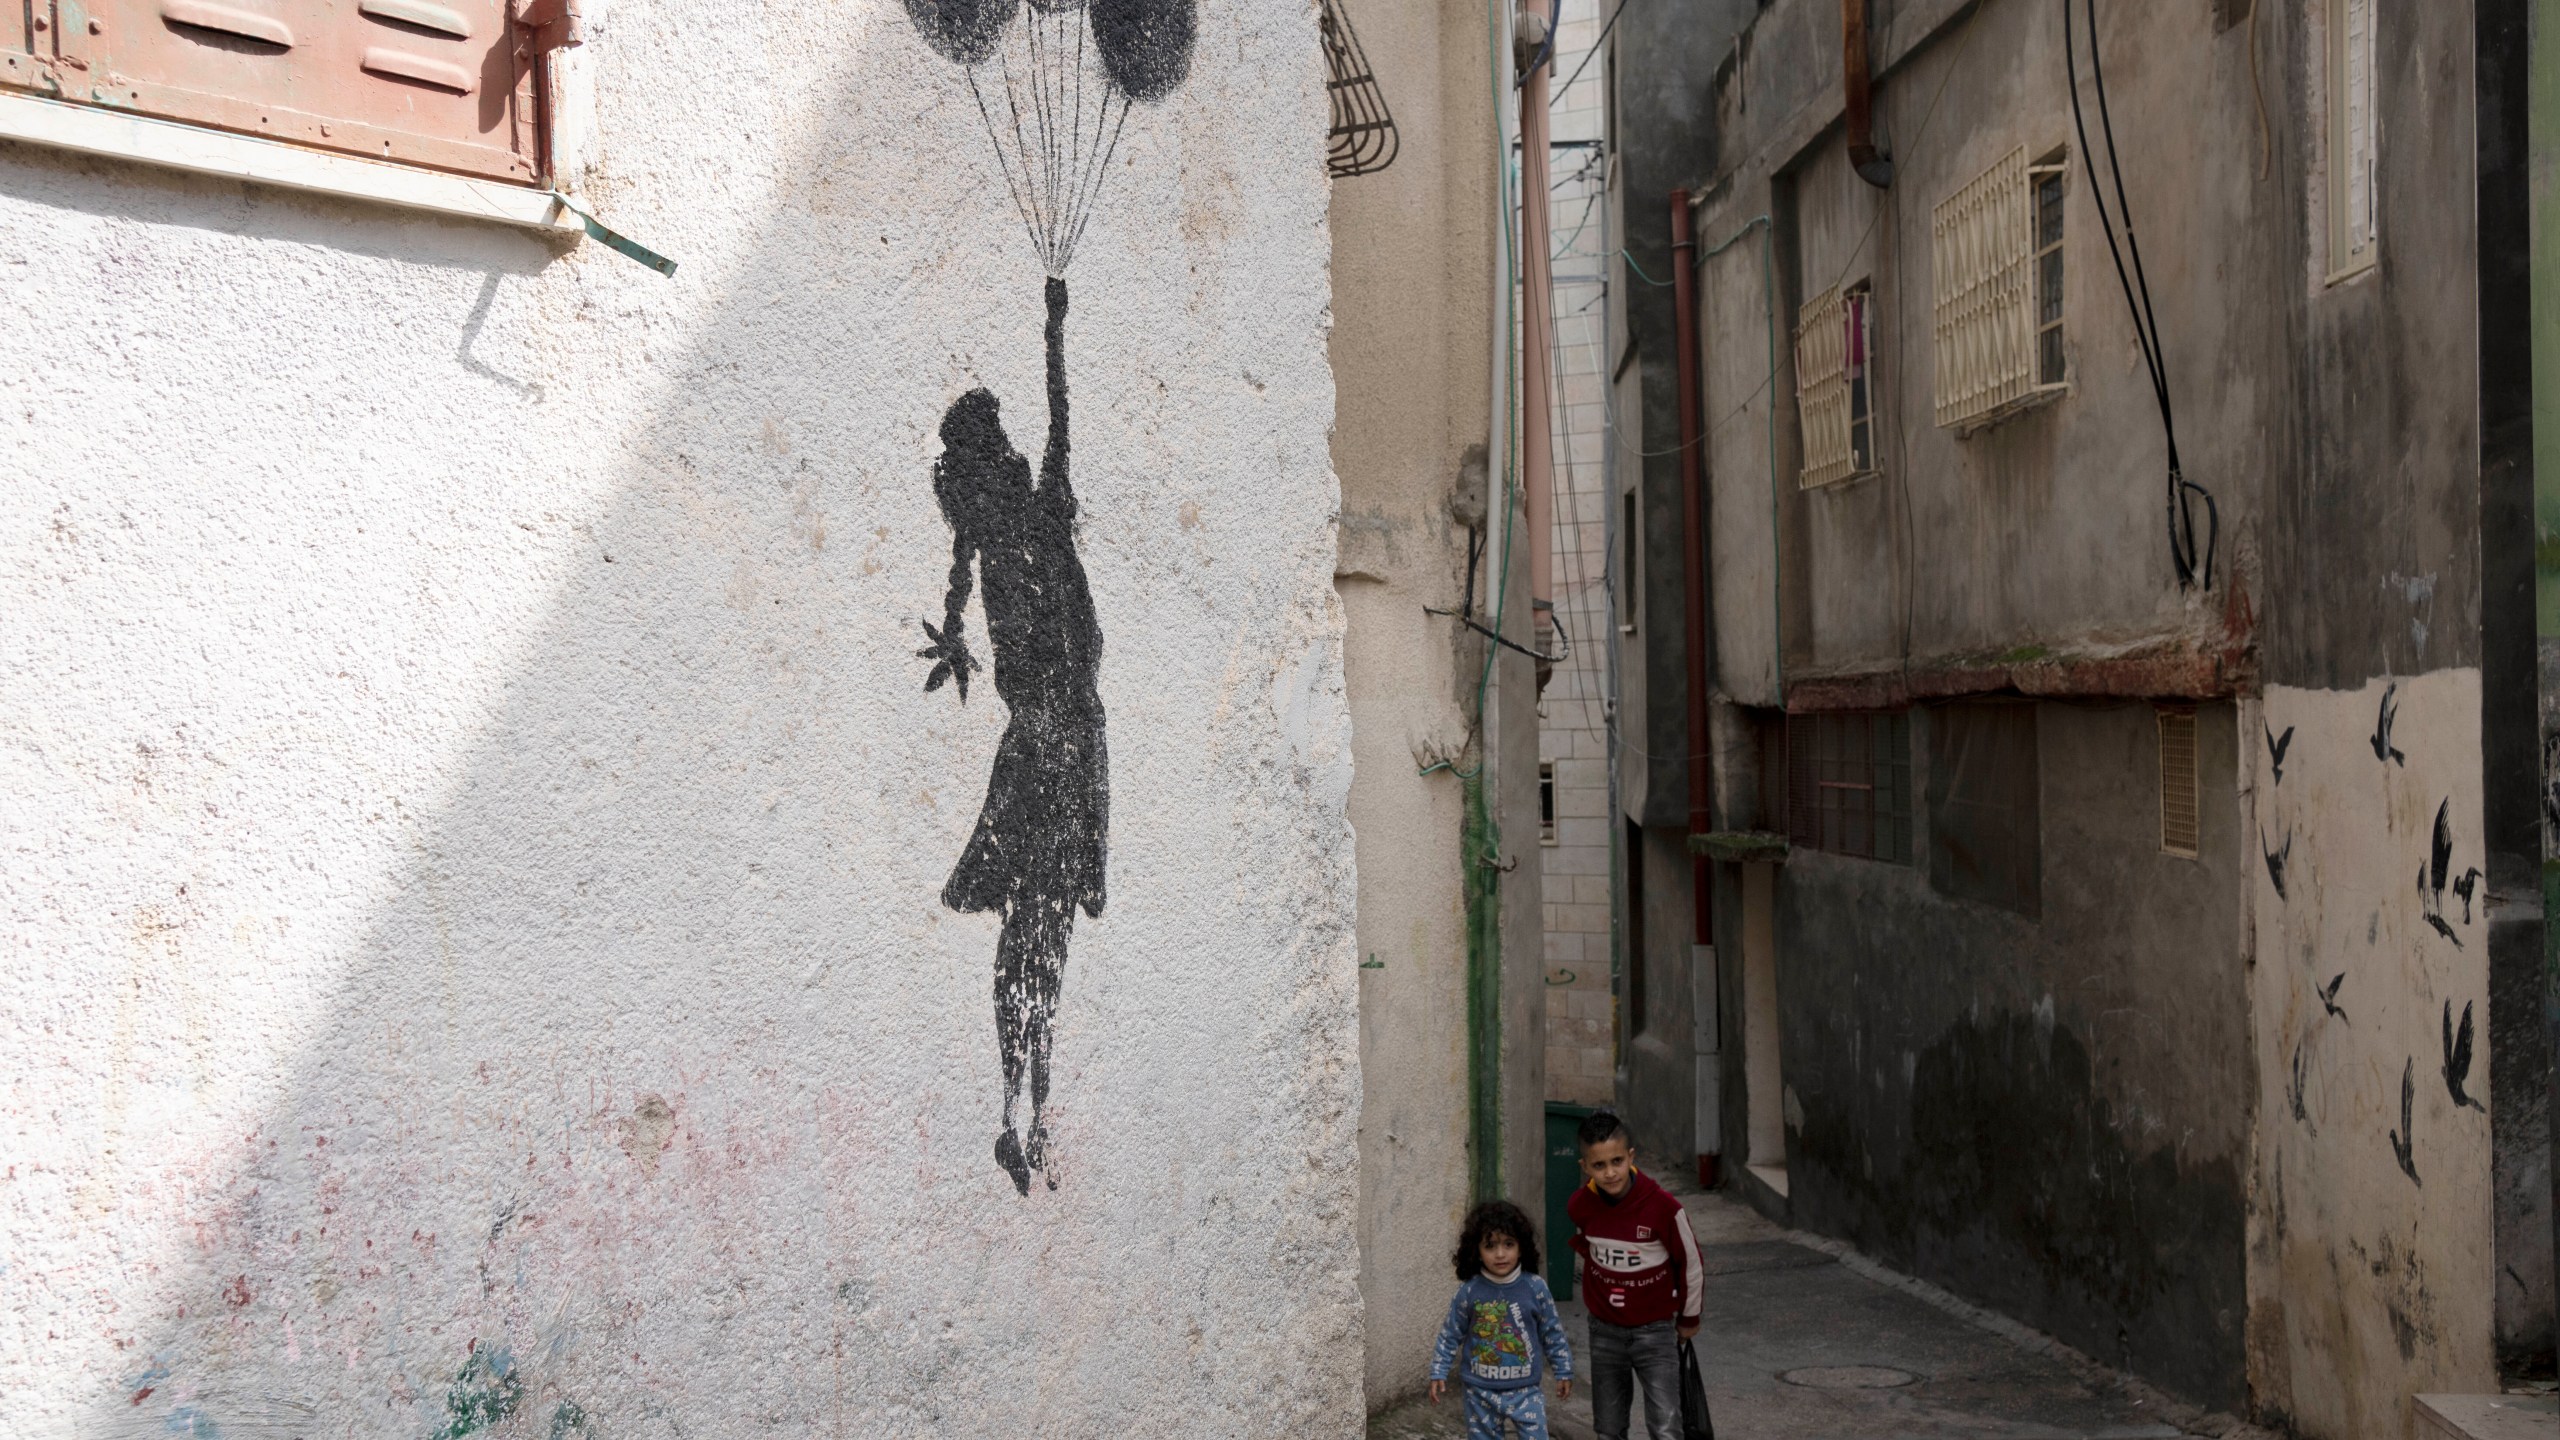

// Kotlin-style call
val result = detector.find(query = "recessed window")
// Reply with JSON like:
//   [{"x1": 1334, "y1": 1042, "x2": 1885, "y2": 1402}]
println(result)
[
  {"x1": 1540, "y1": 761, "x2": 1558, "y2": 845},
  {"x1": 2325, "y1": 0, "x2": 2378, "y2": 277},
  {"x1": 1785, "y1": 710, "x2": 1914, "y2": 864},
  {"x1": 2158, "y1": 707, "x2": 2200, "y2": 857},
  {"x1": 1927, "y1": 701, "x2": 2042, "y2": 917},
  {"x1": 2032, "y1": 158, "x2": 2067, "y2": 385},
  {"x1": 1619, "y1": 489, "x2": 1639, "y2": 635}
]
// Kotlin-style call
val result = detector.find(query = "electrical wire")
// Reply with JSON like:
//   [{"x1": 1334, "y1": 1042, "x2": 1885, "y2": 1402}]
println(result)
[
  {"x1": 2064, "y1": 0, "x2": 2218, "y2": 590},
  {"x1": 1548, "y1": 0, "x2": 1626, "y2": 106}
]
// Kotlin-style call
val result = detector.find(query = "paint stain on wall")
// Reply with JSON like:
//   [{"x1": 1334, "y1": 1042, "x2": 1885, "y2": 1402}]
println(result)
[{"x1": 617, "y1": 1094, "x2": 677, "y2": 1176}]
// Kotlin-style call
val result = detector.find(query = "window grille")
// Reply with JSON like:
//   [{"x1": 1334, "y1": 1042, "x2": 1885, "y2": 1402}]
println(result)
[
  {"x1": 2158, "y1": 708, "x2": 2199, "y2": 857},
  {"x1": 1320, "y1": 0, "x2": 1399, "y2": 179},
  {"x1": 1795, "y1": 284, "x2": 1874, "y2": 488},
  {"x1": 1785, "y1": 710, "x2": 1913, "y2": 864},
  {"x1": 2326, "y1": 0, "x2": 2377, "y2": 276},
  {"x1": 1932, "y1": 147, "x2": 2065, "y2": 430}
]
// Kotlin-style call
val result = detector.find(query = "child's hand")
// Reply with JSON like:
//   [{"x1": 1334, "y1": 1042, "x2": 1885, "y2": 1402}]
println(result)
[
  {"x1": 916, "y1": 619, "x2": 976, "y2": 702},
  {"x1": 1678, "y1": 1320, "x2": 1701, "y2": 1340},
  {"x1": 1556, "y1": 1379, "x2": 1572, "y2": 1400},
  {"x1": 1428, "y1": 1380, "x2": 1445, "y2": 1405}
]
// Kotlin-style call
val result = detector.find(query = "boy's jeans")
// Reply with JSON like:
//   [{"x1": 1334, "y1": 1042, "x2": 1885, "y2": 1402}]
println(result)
[{"x1": 1588, "y1": 1318, "x2": 1682, "y2": 1440}]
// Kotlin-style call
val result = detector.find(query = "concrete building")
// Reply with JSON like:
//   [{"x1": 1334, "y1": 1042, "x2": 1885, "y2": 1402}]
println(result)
[
  {"x1": 1538, "y1": 0, "x2": 1620, "y2": 1112},
  {"x1": 1607, "y1": 0, "x2": 2547, "y2": 1432},
  {"x1": 0, "y1": 1, "x2": 1377, "y2": 1433},
  {"x1": 1327, "y1": 0, "x2": 1553, "y2": 1407}
]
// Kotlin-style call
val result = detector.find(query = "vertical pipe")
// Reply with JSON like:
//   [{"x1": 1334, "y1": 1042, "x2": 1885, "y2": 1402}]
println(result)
[
  {"x1": 1670, "y1": 191, "x2": 1712, "y2": 942},
  {"x1": 1520, "y1": 2, "x2": 1559, "y2": 653},
  {"x1": 2528, "y1": 0, "x2": 2560, "y2": 1335},
  {"x1": 1843, "y1": 0, "x2": 1894, "y2": 188}
]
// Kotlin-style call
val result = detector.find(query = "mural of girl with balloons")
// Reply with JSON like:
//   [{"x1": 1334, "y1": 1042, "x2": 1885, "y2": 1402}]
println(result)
[{"x1": 904, "y1": 0, "x2": 1196, "y2": 1196}]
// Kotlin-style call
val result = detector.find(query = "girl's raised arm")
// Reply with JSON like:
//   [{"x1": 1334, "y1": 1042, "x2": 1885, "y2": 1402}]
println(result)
[{"x1": 1040, "y1": 276, "x2": 1073, "y2": 512}]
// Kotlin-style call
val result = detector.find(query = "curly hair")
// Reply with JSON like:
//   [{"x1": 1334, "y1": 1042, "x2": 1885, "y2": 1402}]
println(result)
[{"x1": 1453, "y1": 1199, "x2": 1541, "y2": 1281}]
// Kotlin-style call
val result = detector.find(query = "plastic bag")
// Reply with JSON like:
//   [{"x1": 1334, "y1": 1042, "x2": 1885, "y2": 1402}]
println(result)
[{"x1": 1678, "y1": 1336, "x2": 1716, "y2": 1440}]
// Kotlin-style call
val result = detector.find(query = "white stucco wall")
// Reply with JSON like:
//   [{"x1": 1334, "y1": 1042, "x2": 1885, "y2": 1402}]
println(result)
[
  {"x1": 2249, "y1": 673, "x2": 2498, "y2": 1438},
  {"x1": 0, "y1": 2, "x2": 1356, "y2": 1434}
]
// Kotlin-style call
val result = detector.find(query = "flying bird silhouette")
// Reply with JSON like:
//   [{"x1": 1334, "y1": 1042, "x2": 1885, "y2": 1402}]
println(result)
[
  {"x1": 2263, "y1": 827, "x2": 2293, "y2": 900},
  {"x1": 2420, "y1": 799, "x2": 2462, "y2": 946},
  {"x1": 2318, "y1": 971, "x2": 2349, "y2": 1024},
  {"x1": 2443, "y1": 1000, "x2": 2485, "y2": 1112},
  {"x1": 2454, "y1": 867, "x2": 2483, "y2": 924},
  {"x1": 2287, "y1": 1043, "x2": 2313, "y2": 1129},
  {"x1": 2266, "y1": 722, "x2": 2295, "y2": 785},
  {"x1": 2390, "y1": 1057, "x2": 2421, "y2": 1186},
  {"x1": 2371, "y1": 683, "x2": 2406, "y2": 766}
]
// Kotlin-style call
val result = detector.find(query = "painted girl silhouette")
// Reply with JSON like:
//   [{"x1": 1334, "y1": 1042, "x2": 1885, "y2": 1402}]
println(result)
[{"x1": 917, "y1": 277, "x2": 1108, "y2": 1196}]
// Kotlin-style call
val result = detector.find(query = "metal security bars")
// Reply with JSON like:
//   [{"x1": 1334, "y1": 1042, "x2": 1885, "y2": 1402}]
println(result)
[
  {"x1": 1794, "y1": 283, "x2": 1874, "y2": 487},
  {"x1": 1320, "y1": 0, "x2": 1398, "y2": 178},
  {"x1": 2158, "y1": 707, "x2": 2200, "y2": 857},
  {"x1": 1932, "y1": 146, "x2": 2065, "y2": 430},
  {"x1": 1786, "y1": 710, "x2": 1914, "y2": 864}
]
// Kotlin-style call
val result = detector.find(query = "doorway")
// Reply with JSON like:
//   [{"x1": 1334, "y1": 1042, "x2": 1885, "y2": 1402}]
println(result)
[{"x1": 1741, "y1": 860, "x2": 1787, "y2": 1197}]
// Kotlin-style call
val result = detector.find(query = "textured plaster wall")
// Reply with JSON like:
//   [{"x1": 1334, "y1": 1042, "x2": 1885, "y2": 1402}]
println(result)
[
  {"x1": 0, "y1": 2, "x2": 1356, "y2": 1434},
  {"x1": 1329, "y1": 0, "x2": 1495, "y2": 1405},
  {"x1": 2250, "y1": 674, "x2": 2498, "y2": 1438}
]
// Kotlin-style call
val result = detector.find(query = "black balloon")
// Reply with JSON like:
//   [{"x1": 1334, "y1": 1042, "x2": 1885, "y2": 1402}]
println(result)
[
  {"x1": 905, "y1": 0, "x2": 1020, "y2": 65},
  {"x1": 1089, "y1": 0, "x2": 1194, "y2": 101}
]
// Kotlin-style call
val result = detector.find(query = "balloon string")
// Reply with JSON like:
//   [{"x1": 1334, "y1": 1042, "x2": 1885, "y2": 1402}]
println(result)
[
  {"x1": 1061, "y1": 89, "x2": 1131, "y2": 271},
  {"x1": 995, "y1": 47, "x2": 1054, "y2": 265},
  {"x1": 966, "y1": 67, "x2": 1042, "y2": 267}
]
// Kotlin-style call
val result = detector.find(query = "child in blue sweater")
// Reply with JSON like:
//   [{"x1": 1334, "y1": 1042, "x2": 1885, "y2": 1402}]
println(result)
[{"x1": 1430, "y1": 1200, "x2": 1575, "y2": 1439}]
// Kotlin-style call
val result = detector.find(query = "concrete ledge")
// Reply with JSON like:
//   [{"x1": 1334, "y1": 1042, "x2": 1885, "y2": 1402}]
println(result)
[
  {"x1": 0, "y1": 91, "x2": 581, "y2": 234},
  {"x1": 2417, "y1": 1395, "x2": 2560, "y2": 1440}
]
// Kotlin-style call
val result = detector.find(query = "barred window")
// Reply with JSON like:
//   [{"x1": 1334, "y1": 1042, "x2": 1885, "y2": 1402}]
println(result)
[
  {"x1": 1794, "y1": 281, "x2": 1875, "y2": 488},
  {"x1": 1932, "y1": 146, "x2": 2067, "y2": 430},
  {"x1": 1786, "y1": 710, "x2": 1913, "y2": 864}
]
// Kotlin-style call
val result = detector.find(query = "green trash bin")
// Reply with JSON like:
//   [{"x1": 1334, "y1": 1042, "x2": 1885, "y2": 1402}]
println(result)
[{"x1": 1543, "y1": 1102, "x2": 1596, "y2": 1301}]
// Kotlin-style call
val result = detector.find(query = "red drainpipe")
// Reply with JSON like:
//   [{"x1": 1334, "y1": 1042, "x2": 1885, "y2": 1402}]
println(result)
[
  {"x1": 1669, "y1": 192, "x2": 1717, "y2": 1190},
  {"x1": 1669, "y1": 192, "x2": 1712, "y2": 942}
]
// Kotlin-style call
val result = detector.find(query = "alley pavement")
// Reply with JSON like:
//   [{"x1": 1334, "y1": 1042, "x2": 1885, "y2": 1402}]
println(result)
[{"x1": 1369, "y1": 1174, "x2": 2261, "y2": 1440}]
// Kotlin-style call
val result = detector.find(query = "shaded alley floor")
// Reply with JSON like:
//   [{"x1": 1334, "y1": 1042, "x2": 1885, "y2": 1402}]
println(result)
[{"x1": 1369, "y1": 1178, "x2": 2258, "y2": 1440}]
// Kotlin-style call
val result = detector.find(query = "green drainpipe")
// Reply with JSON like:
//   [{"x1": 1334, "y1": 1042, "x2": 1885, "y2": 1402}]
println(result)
[{"x1": 1463, "y1": 766, "x2": 1503, "y2": 1204}]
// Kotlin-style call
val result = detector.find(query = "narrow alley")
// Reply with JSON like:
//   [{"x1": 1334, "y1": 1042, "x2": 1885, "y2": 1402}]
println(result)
[{"x1": 1370, "y1": 1174, "x2": 2279, "y2": 1440}]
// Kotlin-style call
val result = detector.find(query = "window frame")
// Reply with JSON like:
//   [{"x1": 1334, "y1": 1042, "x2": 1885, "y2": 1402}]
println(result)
[
  {"x1": 2324, "y1": 0, "x2": 2379, "y2": 281},
  {"x1": 2030, "y1": 155, "x2": 2067, "y2": 387},
  {"x1": 1785, "y1": 709, "x2": 1915, "y2": 865}
]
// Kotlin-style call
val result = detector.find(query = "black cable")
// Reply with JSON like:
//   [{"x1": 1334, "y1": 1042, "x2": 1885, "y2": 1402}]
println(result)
[{"x1": 2063, "y1": 0, "x2": 2217, "y2": 590}]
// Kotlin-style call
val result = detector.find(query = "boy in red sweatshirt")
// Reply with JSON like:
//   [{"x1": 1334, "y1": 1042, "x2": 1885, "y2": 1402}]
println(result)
[{"x1": 1565, "y1": 1110, "x2": 1702, "y2": 1440}]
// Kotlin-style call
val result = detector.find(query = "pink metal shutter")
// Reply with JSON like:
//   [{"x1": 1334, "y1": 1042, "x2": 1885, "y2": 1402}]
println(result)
[{"x1": 4, "y1": 0, "x2": 543, "y2": 183}]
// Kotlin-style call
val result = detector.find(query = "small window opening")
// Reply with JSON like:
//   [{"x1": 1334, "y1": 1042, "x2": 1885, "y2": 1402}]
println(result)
[
  {"x1": 1540, "y1": 761, "x2": 1559, "y2": 845},
  {"x1": 1620, "y1": 490, "x2": 1639, "y2": 634},
  {"x1": 2159, "y1": 707, "x2": 2200, "y2": 857},
  {"x1": 1846, "y1": 281, "x2": 1876, "y2": 473}
]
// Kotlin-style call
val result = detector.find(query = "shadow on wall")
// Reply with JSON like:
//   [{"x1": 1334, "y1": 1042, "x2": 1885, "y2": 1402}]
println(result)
[
  {"x1": 14, "y1": 16, "x2": 1355, "y2": 1438},
  {"x1": 1789, "y1": 1010, "x2": 2248, "y2": 1407}
]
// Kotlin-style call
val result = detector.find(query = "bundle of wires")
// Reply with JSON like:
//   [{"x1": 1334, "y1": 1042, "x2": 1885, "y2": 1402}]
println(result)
[{"x1": 2063, "y1": 0, "x2": 2218, "y2": 591}]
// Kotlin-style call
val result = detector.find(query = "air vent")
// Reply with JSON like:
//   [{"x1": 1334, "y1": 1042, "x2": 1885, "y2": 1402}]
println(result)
[{"x1": 2159, "y1": 707, "x2": 2199, "y2": 857}]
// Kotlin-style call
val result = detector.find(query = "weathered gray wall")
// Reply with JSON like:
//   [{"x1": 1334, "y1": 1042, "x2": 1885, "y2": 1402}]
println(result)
[
  {"x1": 1665, "y1": 0, "x2": 2542, "y2": 1425},
  {"x1": 1778, "y1": 701, "x2": 2253, "y2": 1407}
]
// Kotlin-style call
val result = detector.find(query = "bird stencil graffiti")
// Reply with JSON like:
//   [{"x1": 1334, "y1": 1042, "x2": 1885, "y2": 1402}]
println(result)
[
  {"x1": 2418, "y1": 798, "x2": 2463, "y2": 947},
  {"x1": 2390, "y1": 1057, "x2": 2421, "y2": 1187},
  {"x1": 2443, "y1": 1000, "x2": 2485, "y2": 1113},
  {"x1": 2265, "y1": 722, "x2": 2294, "y2": 785},
  {"x1": 2371, "y1": 682, "x2": 2407, "y2": 766},
  {"x1": 904, "y1": 0, "x2": 1197, "y2": 1197}
]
